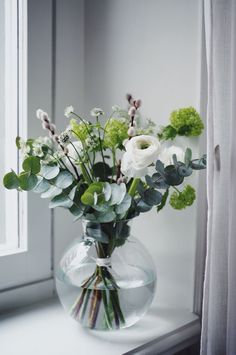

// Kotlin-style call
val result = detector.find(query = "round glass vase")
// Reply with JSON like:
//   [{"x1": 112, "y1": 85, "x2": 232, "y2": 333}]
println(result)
[{"x1": 56, "y1": 219, "x2": 157, "y2": 330}]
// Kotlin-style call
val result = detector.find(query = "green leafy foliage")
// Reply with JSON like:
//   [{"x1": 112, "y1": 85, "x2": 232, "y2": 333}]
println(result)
[
  {"x1": 93, "y1": 162, "x2": 113, "y2": 180},
  {"x1": 22, "y1": 156, "x2": 41, "y2": 174},
  {"x1": 18, "y1": 172, "x2": 38, "y2": 191},
  {"x1": 41, "y1": 185, "x2": 62, "y2": 199},
  {"x1": 33, "y1": 177, "x2": 50, "y2": 193},
  {"x1": 157, "y1": 188, "x2": 169, "y2": 212},
  {"x1": 158, "y1": 125, "x2": 177, "y2": 140},
  {"x1": 170, "y1": 107, "x2": 204, "y2": 137},
  {"x1": 3, "y1": 171, "x2": 19, "y2": 189},
  {"x1": 54, "y1": 171, "x2": 74, "y2": 189},
  {"x1": 41, "y1": 165, "x2": 60, "y2": 180},
  {"x1": 70, "y1": 119, "x2": 91, "y2": 141},
  {"x1": 169, "y1": 185, "x2": 196, "y2": 210},
  {"x1": 103, "y1": 118, "x2": 128, "y2": 149},
  {"x1": 190, "y1": 154, "x2": 207, "y2": 170},
  {"x1": 15, "y1": 136, "x2": 21, "y2": 149}
]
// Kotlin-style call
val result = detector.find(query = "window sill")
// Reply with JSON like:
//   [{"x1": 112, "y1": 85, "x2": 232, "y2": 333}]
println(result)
[{"x1": 0, "y1": 298, "x2": 200, "y2": 355}]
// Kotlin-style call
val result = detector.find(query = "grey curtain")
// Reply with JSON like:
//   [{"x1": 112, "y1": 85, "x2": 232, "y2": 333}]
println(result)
[{"x1": 201, "y1": 0, "x2": 236, "y2": 354}]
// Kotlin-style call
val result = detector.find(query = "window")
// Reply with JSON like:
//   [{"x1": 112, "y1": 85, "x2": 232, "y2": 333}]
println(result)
[
  {"x1": 0, "y1": 0, "x2": 27, "y2": 255},
  {"x1": 0, "y1": 0, "x2": 53, "y2": 306}
]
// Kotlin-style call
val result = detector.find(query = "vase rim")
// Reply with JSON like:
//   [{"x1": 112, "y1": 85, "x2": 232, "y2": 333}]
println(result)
[{"x1": 80, "y1": 217, "x2": 135, "y2": 225}]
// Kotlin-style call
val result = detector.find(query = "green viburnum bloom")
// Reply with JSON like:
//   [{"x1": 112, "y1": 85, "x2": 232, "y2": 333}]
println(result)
[
  {"x1": 170, "y1": 107, "x2": 204, "y2": 137},
  {"x1": 104, "y1": 118, "x2": 129, "y2": 149},
  {"x1": 169, "y1": 185, "x2": 196, "y2": 210},
  {"x1": 70, "y1": 119, "x2": 91, "y2": 141}
]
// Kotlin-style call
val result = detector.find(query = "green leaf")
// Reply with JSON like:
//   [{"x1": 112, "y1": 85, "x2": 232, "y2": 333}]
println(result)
[
  {"x1": 41, "y1": 185, "x2": 62, "y2": 198},
  {"x1": 172, "y1": 154, "x2": 178, "y2": 167},
  {"x1": 184, "y1": 148, "x2": 192, "y2": 166},
  {"x1": 41, "y1": 165, "x2": 60, "y2": 180},
  {"x1": 22, "y1": 156, "x2": 41, "y2": 174},
  {"x1": 33, "y1": 177, "x2": 51, "y2": 193},
  {"x1": 157, "y1": 188, "x2": 169, "y2": 212},
  {"x1": 92, "y1": 203, "x2": 111, "y2": 213},
  {"x1": 69, "y1": 203, "x2": 84, "y2": 218},
  {"x1": 93, "y1": 162, "x2": 113, "y2": 180},
  {"x1": 143, "y1": 189, "x2": 162, "y2": 206},
  {"x1": 109, "y1": 183, "x2": 126, "y2": 206},
  {"x1": 19, "y1": 172, "x2": 38, "y2": 191},
  {"x1": 155, "y1": 160, "x2": 165, "y2": 175},
  {"x1": 103, "y1": 182, "x2": 112, "y2": 202},
  {"x1": 158, "y1": 125, "x2": 177, "y2": 141},
  {"x1": 81, "y1": 192, "x2": 95, "y2": 205},
  {"x1": 95, "y1": 210, "x2": 116, "y2": 223},
  {"x1": 49, "y1": 194, "x2": 73, "y2": 209},
  {"x1": 115, "y1": 194, "x2": 131, "y2": 215},
  {"x1": 54, "y1": 171, "x2": 74, "y2": 189},
  {"x1": 164, "y1": 165, "x2": 184, "y2": 186},
  {"x1": 177, "y1": 164, "x2": 193, "y2": 177},
  {"x1": 190, "y1": 155, "x2": 207, "y2": 170},
  {"x1": 16, "y1": 136, "x2": 21, "y2": 149},
  {"x1": 3, "y1": 171, "x2": 19, "y2": 189},
  {"x1": 151, "y1": 173, "x2": 169, "y2": 189},
  {"x1": 136, "y1": 199, "x2": 153, "y2": 212}
]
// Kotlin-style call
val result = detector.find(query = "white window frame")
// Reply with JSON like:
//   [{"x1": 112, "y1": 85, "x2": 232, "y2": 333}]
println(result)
[
  {"x1": 0, "y1": 0, "x2": 54, "y2": 310},
  {"x1": 1, "y1": 0, "x2": 28, "y2": 256}
]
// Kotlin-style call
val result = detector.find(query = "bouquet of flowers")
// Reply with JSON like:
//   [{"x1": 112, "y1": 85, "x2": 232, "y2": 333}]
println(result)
[{"x1": 3, "y1": 94, "x2": 206, "y2": 329}]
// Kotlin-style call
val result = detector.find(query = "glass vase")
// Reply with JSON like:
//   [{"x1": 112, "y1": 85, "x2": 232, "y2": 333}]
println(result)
[{"x1": 56, "y1": 219, "x2": 157, "y2": 330}]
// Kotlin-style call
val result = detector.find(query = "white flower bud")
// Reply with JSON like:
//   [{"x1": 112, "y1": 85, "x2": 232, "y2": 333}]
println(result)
[
  {"x1": 42, "y1": 121, "x2": 51, "y2": 130},
  {"x1": 41, "y1": 112, "x2": 50, "y2": 122},
  {"x1": 134, "y1": 99, "x2": 142, "y2": 108},
  {"x1": 36, "y1": 109, "x2": 44, "y2": 119},
  {"x1": 127, "y1": 126, "x2": 136, "y2": 137},
  {"x1": 128, "y1": 106, "x2": 136, "y2": 116}
]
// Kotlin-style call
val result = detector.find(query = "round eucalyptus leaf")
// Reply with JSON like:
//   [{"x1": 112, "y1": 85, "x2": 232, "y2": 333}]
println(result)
[
  {"x1": 19, "y1": 172, "x2": 38, "y2": 191},
  {"x1": 49, "y1": 194, "x2": 73, "y2": 209},
  {"x1": 41, "y1": 185, "x2": 62, "y2": 198},
  {"x1": 33, "y1": 177, "x2": 50, "y2": 193},
  {"x1": 164, "y1": 165, "x2": 184, "y2": 186},
  {"x1": 54, "y1": 170, "x2": 74, "y2": 189},
  {"x1": 143, "y1": 189, "x2": 162, "y2": 206},
  {"x1": 3, "y1": 171, "x2": 19, "y2": 190},
  {"x1": 177, "y1": 165, "x2": 193, "y2": 177},
  {"x1": 109, "y1": 183, "x2": 126, "y2": 206},
  {"x1": 41, "y1": 165, "x2": 60, "y2": 180},
  {"x1": 115, "y1": 193, "x2": 131, "y2": 215},
  {"x1": 22, "y1": 156, "x2": 41, "y2": 174}
]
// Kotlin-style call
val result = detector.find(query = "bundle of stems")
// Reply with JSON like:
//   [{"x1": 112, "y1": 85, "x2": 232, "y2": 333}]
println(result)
[{"x1": 70, "y1": 242, "x2": 125, "y2": 329}]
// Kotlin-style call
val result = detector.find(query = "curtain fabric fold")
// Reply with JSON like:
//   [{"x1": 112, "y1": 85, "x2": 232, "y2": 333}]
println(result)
[{"x1": 201, "y1": 0, "x2": 236, "y2": 354}]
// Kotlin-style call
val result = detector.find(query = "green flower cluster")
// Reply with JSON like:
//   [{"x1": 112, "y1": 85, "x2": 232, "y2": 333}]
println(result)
[
  {"x1": 70, "y1": 119, "x2": 91, "y2": 141},
  {"x1": 104, "y1": 118, "x2": 128, "y2": 149},
  {"x1": 169, "y1": 185, "x2": 196, "y2": 210},
  {"x1": 170, "y1": 107, "x2": 204, "y2": 137}
]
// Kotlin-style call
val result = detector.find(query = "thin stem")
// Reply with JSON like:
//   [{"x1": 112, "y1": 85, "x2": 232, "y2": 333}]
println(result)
[
  {"x1": 128, "y1": 177, "x2": 140, "y2": 197},
  {"x1": 111, "y1": 148, "x2": 116, "y2": 181},
  {"x1": 71, "y1": 112, "x2": 96, "y2": 143},
  {"x1": 70, "y1": 141, "x2": 93, "y2": 183},
  {"x1": 173, "y1": 186, "x2": 180, "y2": 193},
  {"x1": 96, "y1": 117, "x2": 106, "y2": 180}
]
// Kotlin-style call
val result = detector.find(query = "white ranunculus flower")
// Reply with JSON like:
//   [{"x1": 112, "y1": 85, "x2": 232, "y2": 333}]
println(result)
[
  {"x1": 159, "y1": 146, "x2": 185, "y2": 166},
  {"x1": 121, "y1": 135, "x2": 161, "y2": 178}
]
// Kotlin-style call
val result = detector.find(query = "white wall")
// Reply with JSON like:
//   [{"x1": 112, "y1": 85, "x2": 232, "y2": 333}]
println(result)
[
  {"x1": 54, "y1": 0, "x2": 85, "y2": 266},
  {"x1": 54, "y1": 0, "x2": 203, "y2": 310}
]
